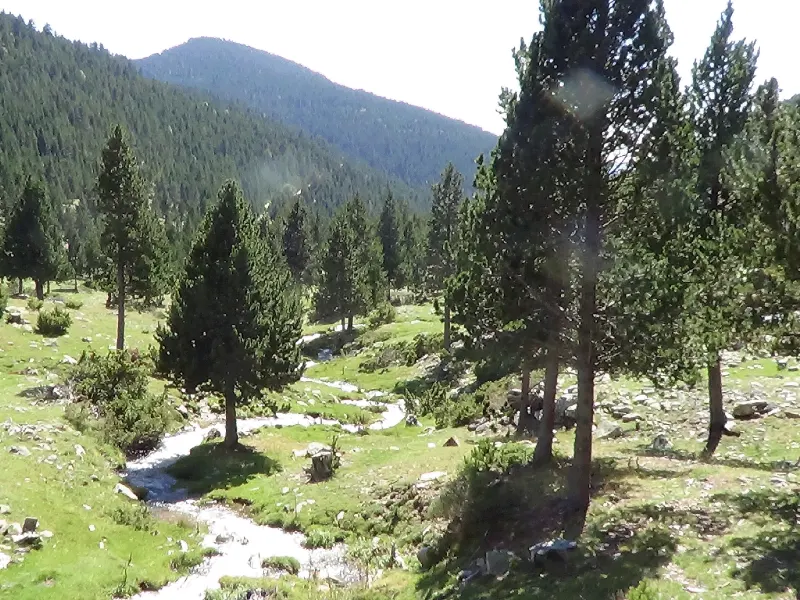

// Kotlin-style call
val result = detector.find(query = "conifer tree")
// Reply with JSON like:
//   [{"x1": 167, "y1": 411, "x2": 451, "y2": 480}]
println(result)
[
  {"x1": 428, "y1": 163, "x2": 463, "y2": 351},
  {"x1": 0, "y1": 177, "x2": 66, "y2": 300},
  {"x1": 687, "y1": 1, "x2": 758, "y2": 456},
  {"x1": 97, "y1": 125, "x2": 148, "y2": 350},
  {"x1": 129, "y1": 208, "x2": 172, "y2": 306},
  {"x1": 379, "y1": 191, "x2": 402, "y2": 295},
  {"x1": 157, "y1": 180, "x2": 302, "y2": 448},
  {"x1": 282, "y1": 198, "x2": 311, "y2": 284}
]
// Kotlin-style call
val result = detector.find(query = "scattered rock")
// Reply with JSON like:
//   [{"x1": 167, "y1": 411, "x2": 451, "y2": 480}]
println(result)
[
  {"x1": 405, "y1": 414, "x2": 420, "y2": 427},
  {"x1": 634, "y1": 394, "x2": 649, "y2": 403},
  {"x1": 11, "y1": 532, "x2": 42, "y2": 548},
  {"x1": 336, "y1": 511, "x2": 345, "y2": 522},
  {"x1": 22, "y1": 518, "x2": 37, "y2": 533},
  {"x1": 74, "y1": 444, "x2": 85, "y2": 457},
  {"x1": 610, "y1": 405, "x2": 632, "y2": 418},
  {"x1": 732, "y1": 400, "x2": 769, "y2": 419},
  {"x1": 0, "y1": 505, "x2": 10, "y2": 515},
  {"x1": 9, "y1": 445, "x2": 31, "y2": 457},
  {"x1": 443, "y1": 436, "x2": 460, "y2": 447},
  {"x1": 651, "y1": 434, "x2": 672, "y2": 452},
  {"x1": 784, "y1": 409, "x2": 800, "y2": 419},
  {"x1": 204, "y1": 429, "x2": 222, "y2": 442},
  {"x1": 88, "y1": 524, "x2": 96, "y2": 532},
  {"x1": 215, "y1": 533, "x2": 232, "y2": 543},
  {"x1": 178, "y1": 540, "x2": 189, "y2": 552},
  {"x1": 777, "y1": 358, "x2": 789, "y2": 371},
  {"x1": 621, "y1": 413, "x2": 642, "y2": 423},
  {"x1": 61, "y1": 355, "x2": 78, "y2": 366},
  {"x1": 0, "y1": 552, "x2": 9, "y2": 570},
  {"x1": 485, "y1": 549, "x2": 513, "y2": 576},
  {"x1": 7, "y1": 523, "x2": 22, "y2": 536},
  {"x1": 530, "y1": 539, "x2": 577, "y2": 565},
  {"x1": 418, "y1": 471, "x2": 447, "y2": 483},
  {"x1": 595, "y1": 422, "x2": 623, "y2": 440},
  {"x1": 176, "y1": 405, "x2": 190, "y2": 419},
  {"x1": 417, "y1": 546, "x2": 437, "y2": 569},
  {"x1": 81, "y1": 336, "x2": 92, "y2": 343},
  {"x1": 113, "y1": 483, "x2": 139, "y2": 501}
]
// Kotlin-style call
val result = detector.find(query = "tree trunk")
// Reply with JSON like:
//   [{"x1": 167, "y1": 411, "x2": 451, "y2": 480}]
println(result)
[
  {"x1": 347, "y1": 315, "x2": 353, "y2": 332},
  {"x1": 568, "y1": 125, "x2": 602, "y2": 517},
  {"x1": 224, "y1": 387, "x2": 238, "y2": 448},
  {"x1": 74, "y1": 274, "x2": 78, "y2": 293},
  {"x1": 46, "y1": 281, "x2": 50, "y2": 296},
  {"x1": 443, "y1": 301, "x2": 451, "y2": 352},
  {"x1": 116, "y1": 261, "x2": 125, "y2": 350},
  {"x1": 703, "y1": 356, "x2": 726, "y2": 457},
  {"x1": 516, "y1": 368, "x2": 533, "y2": 434},
  {"x1": 341, "y1": 317, "x2": 346, "y2": 331},
  {"x1": 17, "y1": 278, "x2": 22, "y2": 295},
  {"x1": 34, "y1": 280, "x2": 44, "y2": 301},
  {"x1": 533, "y1": 337, "x2": 560, "y2": 464}
]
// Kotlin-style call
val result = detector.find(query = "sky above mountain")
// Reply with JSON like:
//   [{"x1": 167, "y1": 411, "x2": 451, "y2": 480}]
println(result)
[{"x1": 1, "y1": 0, "x2": 796, "y2": 134}]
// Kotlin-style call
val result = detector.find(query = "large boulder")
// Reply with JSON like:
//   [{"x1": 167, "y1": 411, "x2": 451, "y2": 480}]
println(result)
[
  {"x1": 733, "y1": 400, "x2": 769, "y2": 419},
  {"x1": 417, "y1": 546, "x2": 437, "y2": 570},
  {"x1": 530, "y1": 539, "x2": 577, "y2": 565}
]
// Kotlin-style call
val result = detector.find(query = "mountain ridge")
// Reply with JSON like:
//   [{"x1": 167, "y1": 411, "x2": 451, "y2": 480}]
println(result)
[{"x1": 135, "y1": 37, "x2": 497, "y2": 189}]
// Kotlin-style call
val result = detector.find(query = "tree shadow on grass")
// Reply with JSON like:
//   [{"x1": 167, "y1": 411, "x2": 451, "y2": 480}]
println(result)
[
  {"x1": 302, "y1": 329, "x2": 357, "y2": 360},
  {"x1": 632, "y1": 445, "x2": 798, "y2": 473},
  {"x1": 711, "y1": 488, "x2": 800, "y2": 597},
  {"x1": 166, "y1": 442, "x2": 282, "y2": 497},
  {"x1": 415, "y1": 455, "x2": 684, "y2": 599}
]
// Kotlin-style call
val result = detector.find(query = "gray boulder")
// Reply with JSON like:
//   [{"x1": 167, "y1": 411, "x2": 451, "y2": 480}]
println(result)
[
  {"x1": 204, "y1": 428, "x2": 222, "y2": 442},
  {"x1": 405, "y1": 414, "x2": 420, "y2": 427},
  {"x1": 485, "y1": 549, "x2": 514, "y2": 576},
  {"x1": 530, "y1": 539, "x2": 577, "y2": 565},
  {"x1": 22, "y1": 517, "x2": 37, "y2": 533},
  {"x1": 651, "y1": 434, "x2": 672, "y2": 452},
  {"x1": 733, "y1": 400, "x2": 769, "y2": 419},
  {"x1": 417, "y1": 546, "x2": 437, "y2": 569}
]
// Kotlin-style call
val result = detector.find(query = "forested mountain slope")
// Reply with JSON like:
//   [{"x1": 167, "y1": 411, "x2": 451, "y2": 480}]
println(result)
[
  {"x1": 0, "y1": 14, "x2": 415, "y2": 225},
  {"x1": 136, "y1": 37, "x2": 497, "y2": 189}
]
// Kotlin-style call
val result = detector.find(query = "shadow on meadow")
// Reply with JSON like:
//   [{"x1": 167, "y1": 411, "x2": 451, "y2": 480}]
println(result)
[
  {"x1": 633, "y1": 444, "x2": 798, "y2": 473},
  {"x1": 167, "y1": 441, "x2": 283, "y2": 497},
  {"x1": 413, "y1": 451, "x2": 684, "y2": 600}
]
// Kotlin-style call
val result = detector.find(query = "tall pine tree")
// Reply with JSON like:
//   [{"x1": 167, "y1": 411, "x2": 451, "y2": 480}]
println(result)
[
  {"x1": 0, "y1": 177, "x2": 66, "y2": 300},
  {"x1": 157, "y1": 180, "x2": 302, "y2": 447},
  {"x1": 97, "y1": 125, "x2": 148, "y2": 350},
  {"x1": 282, "y1": 198, "x2": 311, "y2": 285},
  {"x1": 428, "y1": 163, "x2": 463, "y2": 351},
  {"x1": 378, "y1": 191, "x2": 402, "y2": 296}
]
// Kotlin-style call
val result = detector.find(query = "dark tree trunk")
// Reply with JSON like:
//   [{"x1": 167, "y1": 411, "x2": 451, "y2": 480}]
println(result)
[
  {"x1": 568, "y1": 125, "x2": 602, "y2": 517},
  {"x1": 703, "y1": 356, "x2": 726, "y2": 457},
  {"x1": 116, "y1": 261, "x2": 125, "y2": 350},
  {"x1": 516, "y1": 368, "x2": 533, "y2": 434},
  {"x1": 224, "y1": 387, "x2": 238, "y2": 448},
  {"x1": 74, "y1": 273, "x2": 78, "y2": 293},
  {"x1": 17, "y1": 278, "x2": 23, "y2": 295},
  {"x1": 533, "y1": 337, "x2": 560, "y2": 464},
  {"x1": 347, "y1": 315, "x2": 353, "y2": 331},
  {"x1": 341, "y1": 317, "x2": 346, "y2": 331},
  {"x1": 443, "y1": 302, "x2": 451, "y2": 352},
  {"x1": 46, "y1": 281, "x2": 50, "y2": 296},
  {"x1": 34, "y1": 280, "x2": 44, "y2": 301}
]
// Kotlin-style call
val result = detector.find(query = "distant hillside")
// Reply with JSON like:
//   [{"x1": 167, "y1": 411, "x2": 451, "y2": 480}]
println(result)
[
  {"x1": 0, "y1": 14, "x2": 415, "y2": 226},
  {"x1": 136, "y1": 37, "x2": 497, "y2": 189}
]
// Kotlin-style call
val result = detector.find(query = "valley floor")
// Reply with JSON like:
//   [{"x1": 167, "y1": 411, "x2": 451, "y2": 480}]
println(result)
[{"x1": 2, "y1": 286, "x2": 800, "y2": 599}]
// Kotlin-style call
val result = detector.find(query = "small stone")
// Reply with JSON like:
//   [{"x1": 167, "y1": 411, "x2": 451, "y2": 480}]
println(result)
[
  {"x1": 40, "y1": 530, "x2": 53, "y2": 539},
  {"x1": 418, "y1": 471, "x2": 447, "y2": 483},
  {"x1": 336, "y1": 511, "x2": 345, "y2": 522},
  {"x1": 0, "y1": 505, "x2": 10, "y2": 515},
  {"x1": 427, "y1": 442, "x2": 436, "y2": 449},
  {"x1": 405, "y1": 414, "x2": 420, "y2": 427},
  {"x1": 417, "y1": 546, "x2": 437, "y2": 569},
  {"x1": 777, "y1": 358, "x2": 789, "y2": 371},
  {"x1": 621, "y1": 413, "x2": 642, "y2": 423},
  {"x1": 443, "y1": 436, "x2": 460, "y2": 447},
  {"x1": 215, "y1": 533, "x2": 232, "y2": 544},
  {"x1": 11, "y1": 532, "x2": 41, "y2": 548},
  {"x1": 784, "y1": 409, "x2": 800, "y2": 419},
  {"x1": 176, "y1": 405, "x2": 189, "y2": 418},
  {"x1": 178, "y1": 540, "x2": 189, "y2": 552},
  {"x1": 0, "y1": 552, "x2": 9, "y2": 570},
  {"x1": 99, "y1": 541, "x2": 105, "y2": 549},
  {"x1": 74, "y1": 444, "x2": 85, "y2": 457},
  {"x1": 88, "y1": 524, "x2": 96, "y2": 532},
  {"x1": 595, "y1": 422, "x2": 623, "y2": 440},
  {"x1": 61, "y1": 355, "x2": 78, "y2": 365},
  {"x1": 81, "y1": 336, "x2": 92, "y2": 343},
  {"x1": 204, "y1": 428, "x2": 222, "y2": 442},
  {"x1": 9, "y1": 446, "x2": 31, "y2": 457},
  {"x1": 22, "y1": 518, "x2": 37, "y2": 533},
  {"x1": 634, "y1": 394, "x2": 649, "y2": 403},
  {"x1": 733, "y1": 400, "x2": 768, "y2": 419},
  {"x1": 651, "y1": 434, "x2": 672, "y2": 451},
  {"x1": 113, "y1": 483, "x2": 139, "y2": 501}
]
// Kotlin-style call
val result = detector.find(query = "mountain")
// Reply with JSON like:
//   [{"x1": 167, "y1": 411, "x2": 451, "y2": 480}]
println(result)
[
  {"x1": 135, "y1": 37, "x2": 497, "y2": 189},
  {"x1": 0, "y1": 14, "x2": 416, "y2": 228}
]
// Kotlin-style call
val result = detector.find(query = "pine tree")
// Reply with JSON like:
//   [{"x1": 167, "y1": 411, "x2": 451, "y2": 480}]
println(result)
[
  {"x1": 315, "y1": 196, "x2": 385, "y2": 330},
  {"x1": 378, "y1": 191, "x2": 402, "y2": 296},
  {"x1": 129, "y1": 208, "x2": 172, "y2": 307},
  {"x1": 533, "y1": 0, "x2": 673, "y2": 513},
  {"x1": 687, "y1": 1, "x2": 758, "y2": 456},
  {"x1": 428, "y1": 163, "x2": 463, "y2": 351},
  {"x1": 282, "y1": 198, "x2": 311, "y2": 284},
  {"x1": 400, "y1": 212, "x2": 426, "y2": 294},
  {"x1": 157, "y1": 180, "x2": 302, "y2": 448},
  {"x1": 96, "y1": 125, "x2": 148, "y2": 350},
  {"x1": 0, "y1": 177, "x2": 66, "y2": 300}
]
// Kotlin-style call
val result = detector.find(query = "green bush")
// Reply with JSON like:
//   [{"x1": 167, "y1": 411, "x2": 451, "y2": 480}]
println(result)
[
  {"x1": 412, "y1": 332, "x2": 444, "y2": 360},
  {"x1": 107, "y1": 503, "x2": 154, "y2": 531},
  {"x1": 302, "y1": 527, "x2": 338, "y2": 549},
  {"x1": 0, "y1": 282, "x2": 7, "y2": 316},
  {"x1": 66, "y1": 350, "x2": 172, "y2": 457},
  {"x1": 27, "y1": 297, "x2": 44, "y2": 311},
  {"x1": 36, "y1": 305, "x2": 72, "y2": 336},
  {"x1": 65, "y1": 298, "x2": 83, "y2": 310},
  {"x1": 260, "y1": 556, "x2": 301, "y2": 575},
  {"x1": 367, "y1": 302, "x2": 396, "y2": 328}
]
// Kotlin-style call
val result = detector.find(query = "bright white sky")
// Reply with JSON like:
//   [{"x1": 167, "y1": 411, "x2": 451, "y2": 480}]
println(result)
[{"x1": 0, "y1": 0, "x2": 795, "y2": 134}]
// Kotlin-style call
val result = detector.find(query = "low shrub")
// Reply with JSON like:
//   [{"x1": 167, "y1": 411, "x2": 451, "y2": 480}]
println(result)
[
  {"x1": 66, "y1": 350, "x2": 172, "y2": 457},
  {"x1": 36, "y1": 305, "x2": 72, "y2": 336},
  {"x1": 302, "y1": 527, "x2": 338, "y2": 549},
  {"x1": 27, "y1": 297, "x2": 44, "y2": 311},
  {"x1": 64, "y1": 298, "x2": 83, "y2": 310},
  {"x1": 107, "y1": 503, "x2": 154, "y2": 531},
  {"x1": 0, "y1": 282, "x2": 7, "y2": 316},
  {"x1": 389, "y1": 289, "x2": 416, "y2": 306},
  {"x1": 261, "y1": 556, "x2": 301, "y2": 575},
  {"x1": 412, "y1": 332, "x2": 444, "y2": 361},
  {"x1": 367, "y1": 302, "x2": 396, "y2": 328}
]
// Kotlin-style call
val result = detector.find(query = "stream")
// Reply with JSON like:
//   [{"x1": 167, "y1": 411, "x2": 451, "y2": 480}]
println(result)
[{"x1": 125, "y1": 377, "x2": 405, "y2": 600}]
